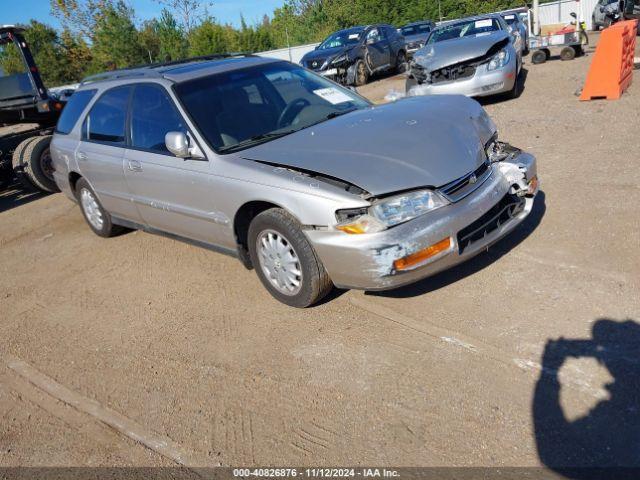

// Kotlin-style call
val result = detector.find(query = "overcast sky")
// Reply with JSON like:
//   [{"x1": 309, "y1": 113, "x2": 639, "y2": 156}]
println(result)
[{"x1": 0, "y1": 0, "x2": 286, "y2": 29}]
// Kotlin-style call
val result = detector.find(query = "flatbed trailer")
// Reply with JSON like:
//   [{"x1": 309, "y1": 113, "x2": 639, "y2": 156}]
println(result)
[{"x1": 0, "y1": 25, "x2": 66, "y2": 192}]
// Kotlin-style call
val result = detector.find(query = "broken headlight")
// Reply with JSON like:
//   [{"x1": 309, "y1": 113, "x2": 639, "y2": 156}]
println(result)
[
  {"x1": 487, "y1": 48, "x2": 510, "y2": 71},
  {"x1": 331, "y1": 53, "x2": 349, "y2": 65},
  {"x1": 336, "y1": 189, "x2": 449, "y2": 234}
]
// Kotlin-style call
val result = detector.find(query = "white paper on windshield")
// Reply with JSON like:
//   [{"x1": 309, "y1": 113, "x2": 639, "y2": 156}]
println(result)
[
  {"x1": 313, "y1": 87, "x2": 352, "y2": 105},
  {"x1": 504, "y1": 14, "x2": 515, "y2": 20},
  {"x1": 475, "y1": 19, "x2": 493, "y2": 28},
  {"x1": 348, "y1": 33, "x2": 359, "y2": 39}
]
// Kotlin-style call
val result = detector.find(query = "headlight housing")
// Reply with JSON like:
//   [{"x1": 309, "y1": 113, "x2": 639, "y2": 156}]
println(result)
[
  {"x1": 335, "y1": 189, "x2": 449, "y2": 234},
  {"x1": 487, "y1": 48, "x2": 510, "y2": 71},
  {"x1": 331, "y1": 53, "x2": 349, "y2": 65}
]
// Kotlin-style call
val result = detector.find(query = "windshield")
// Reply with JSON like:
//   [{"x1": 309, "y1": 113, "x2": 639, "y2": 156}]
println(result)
[
  {"x1": 400, "y1": 23, "x2": 432, "y2": 36},
  {"x1": 427, "y1": 18, "x2": 501, "y2": 44},
  {"x1": 174, "y1": 62, "x2": 371, "y2": 154},
  {"x1": 318, "y1": 28, "x2": 363, "y2": 50},
  {"x1": 502, "y1": 14, "x2": 518, "y2": 25}
]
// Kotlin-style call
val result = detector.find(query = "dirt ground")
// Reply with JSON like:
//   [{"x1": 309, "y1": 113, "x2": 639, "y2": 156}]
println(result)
[{"x1": 1, "y1": 33, "x2": 639, "y2": 472}]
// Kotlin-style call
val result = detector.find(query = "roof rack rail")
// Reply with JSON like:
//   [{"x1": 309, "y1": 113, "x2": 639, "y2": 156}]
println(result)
[{"x1": 79, "y1": 52, "x2": 255, "y2": 86}]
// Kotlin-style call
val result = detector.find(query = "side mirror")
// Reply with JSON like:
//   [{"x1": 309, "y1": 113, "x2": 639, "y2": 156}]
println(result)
[
  {"x1": 570, "y1": 12, "x2": 577, "y2": 18},
  {"x1": 165, "y1": 131, "x2": 205, "y2": 160}
]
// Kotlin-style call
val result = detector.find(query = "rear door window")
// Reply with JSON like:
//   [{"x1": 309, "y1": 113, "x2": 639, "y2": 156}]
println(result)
[
  {"x1": 83, "y1": 86, "x2": 132, "y2": 145},
  {"x1": 130, "y1": 84, "x2": 186, "y2": 154},
  {"x1": 55, "y1": 89, "x2": 96, "y2": 135}
]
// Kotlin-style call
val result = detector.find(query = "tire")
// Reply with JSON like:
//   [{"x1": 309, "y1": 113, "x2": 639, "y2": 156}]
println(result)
[
  {"x1": 75, "y1": 177, "x2": 124, "y2": 238},
  {"x1": 248, "y1": 208, "x2": 333, "y2": 308},
  {"x1": 22, "y1": 135, "x2": 60, "y2": 193},
  {"x1": 395, "y1": 50, "x2": 407, "y2": 74},
  {"x1": 531, "y1": 50, "x2": 547, "y2": 64},
  {"x1": 11, "y1": 137, "x2": 39, "y2": 191},
  {"x1": 560, "y1": 46, "x2": 576, "y2": 61},
  {"x1": 505, "y1": 69, "x2": 522, "y2": 99},
  {"x1": 354, "y1": 59, "x2": 368, "y2": 86}
]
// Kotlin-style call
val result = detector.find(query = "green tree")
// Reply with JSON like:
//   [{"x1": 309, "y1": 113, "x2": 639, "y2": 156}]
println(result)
[{"x1": 89, "y1": 0, "x2": 146, "y2": 71}]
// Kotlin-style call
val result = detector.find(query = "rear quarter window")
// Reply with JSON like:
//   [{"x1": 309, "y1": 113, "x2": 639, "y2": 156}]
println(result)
[{"x1": 55, "y1": 89, "x2": 97, "y2": 135}]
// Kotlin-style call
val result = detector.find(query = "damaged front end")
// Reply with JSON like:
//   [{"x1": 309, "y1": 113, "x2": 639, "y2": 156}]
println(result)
[
  {"x1": 305, "y1": 140, "x2": 539, "y2": 291},
  {"x1": 408, "y1": 34, "x2": 516, "y2": 97}
]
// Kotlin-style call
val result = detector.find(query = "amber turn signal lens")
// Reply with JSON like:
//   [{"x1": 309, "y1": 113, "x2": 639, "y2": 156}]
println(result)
[
  {"x1": 393, "y1": 237, "x2": 452, "y2": 271},
  {"x1": 527, "y1": 175, "x2": 538, "y2": 195}
]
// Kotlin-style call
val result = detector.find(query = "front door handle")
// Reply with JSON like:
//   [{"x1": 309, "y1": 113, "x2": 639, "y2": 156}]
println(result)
[
  {"x1": 77, "y1": 151, "x2": 87, "y2": 161},
  {"x1": 128, "y1": 160, "x2": 143, "y2": 172}
]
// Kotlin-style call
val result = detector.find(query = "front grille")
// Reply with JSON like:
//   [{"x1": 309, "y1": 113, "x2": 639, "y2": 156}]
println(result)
[
  {"x1": 431, "y1": 64, "x2": 476, "y2": 84},
  {"x1": 438, "y1": 161, "x2": 491, "y2": 203},
  {"x1": 456, "y1": 193, "x2": 525, "y2": 254}
]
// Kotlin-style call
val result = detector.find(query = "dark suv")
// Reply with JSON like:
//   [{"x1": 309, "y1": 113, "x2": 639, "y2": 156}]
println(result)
[
  {"x1": 398, "y1": 20, "x2": 435, "y2": 57},
  {"x1": 300, "y1": 24, "x2": 406, "y2": 86}
]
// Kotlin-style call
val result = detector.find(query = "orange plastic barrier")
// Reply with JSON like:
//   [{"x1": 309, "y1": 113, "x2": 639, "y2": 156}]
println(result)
[{"x1": 580, "y1": 20, "x2": 638, "y2": 101}]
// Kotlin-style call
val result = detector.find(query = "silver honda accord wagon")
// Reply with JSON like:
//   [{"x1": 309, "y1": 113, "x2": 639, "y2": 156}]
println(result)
[{"x1": 50, "y1": 55, "x2": 539, "y2": 307}]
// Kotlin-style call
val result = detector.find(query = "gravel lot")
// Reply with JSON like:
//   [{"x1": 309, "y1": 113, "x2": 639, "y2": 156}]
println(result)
[{"x1": 1, "y1": 33, "x2": 639, "y2": 471}]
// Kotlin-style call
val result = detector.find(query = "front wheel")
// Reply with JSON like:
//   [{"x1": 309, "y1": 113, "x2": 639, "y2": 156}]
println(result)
[
  {"x1": 560, "y1": 46, "x2": 576, "y2": 61},
  {"x1": 354, "y1": 59, "x2": 369, "y2": 86},
  {"x1": 395, "y1": 50, "x2": 407, "y2": 73},
  {"x1": 248, "y1": 208, "x2": 333, "y2": 308},
  {"x1": 531, "y1": 50, "x2": 547, "y2": 64}
]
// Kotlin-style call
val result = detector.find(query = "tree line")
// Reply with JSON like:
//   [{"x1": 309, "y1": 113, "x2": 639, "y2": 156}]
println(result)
[{"x1": 0, "y1": 0, "x2": 527, "y2": 87}]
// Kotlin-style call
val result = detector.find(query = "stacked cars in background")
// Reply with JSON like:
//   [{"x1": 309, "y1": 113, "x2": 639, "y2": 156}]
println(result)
[{"x1": 299, "y1": 24, "x2": 406, "y2": 86}]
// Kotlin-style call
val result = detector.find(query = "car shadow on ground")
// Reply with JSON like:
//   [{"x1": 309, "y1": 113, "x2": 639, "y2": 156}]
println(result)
[
  {"x1": 366, "y1": 190, "x2": 546, "y2": 299},
  {"x1": 0, "y1": 181, "x2": 49, "y2": 214},
  {"x1": 477, "y1": 67, "x2": 529, "y2": 106},
  {"x1": 533, "y1": 318, "x2": 640, "y2": 478}
]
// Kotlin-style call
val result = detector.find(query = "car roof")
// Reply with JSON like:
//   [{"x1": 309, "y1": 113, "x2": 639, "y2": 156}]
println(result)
[
  {"x1": 79, "y1": 55, "x2": 282, "y2": 87},
  {"x1": 436, "y1": 13, "x2": 503, "y2": 28}
]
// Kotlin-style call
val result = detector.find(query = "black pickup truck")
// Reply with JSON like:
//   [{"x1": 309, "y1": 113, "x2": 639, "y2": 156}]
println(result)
[
  {"x1": 300, "y1": 24, "x2": 406, "y2": 86},
  {"x1": 0, "y1": 26, "x2": 67, "y2": 192}
]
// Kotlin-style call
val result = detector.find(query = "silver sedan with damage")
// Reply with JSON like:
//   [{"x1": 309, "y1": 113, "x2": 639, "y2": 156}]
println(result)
[
  {"x1": 51, "y1": 55, "x2": 538, "y2": 307},
  {"x1": 408, "y1": 14, "x2": 523, "y2": 99}
]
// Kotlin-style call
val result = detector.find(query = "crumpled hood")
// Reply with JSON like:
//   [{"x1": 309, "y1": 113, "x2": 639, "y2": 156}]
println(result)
[
  {"x1": 414, "y1": 31, "x2": 510, "y2": 72},
  {"x1": 301, "y1": 46, "x2": 349, "y2": 66},
  {"x1": 240, "y1": 95, "x2": 496, "y2": 197}
]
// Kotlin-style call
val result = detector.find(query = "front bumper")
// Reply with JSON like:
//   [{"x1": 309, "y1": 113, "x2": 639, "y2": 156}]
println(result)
[
  {"x1": 409, "y1": 60, "x2": 517, "y2": 97},
  {"x1": 306, "y1": 151, "x2": 537, "y2": 291}
]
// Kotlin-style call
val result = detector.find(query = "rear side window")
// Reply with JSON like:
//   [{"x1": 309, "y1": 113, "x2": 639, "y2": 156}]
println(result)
[
  {"x1": 55, "y1": 89, "x2": 96, "y2": 135},
  {"x1": 130, "y1": 84, "x2": 187, "y2": 153},
  {"x1": 83, "y1": 86, "x2": 131, "y2": 144}
]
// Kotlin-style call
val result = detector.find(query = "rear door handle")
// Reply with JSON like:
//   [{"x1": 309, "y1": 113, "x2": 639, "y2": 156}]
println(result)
[
  {"x1": 77, "y1": 151, "x2": 87, "y2": 161},
  {"x1": 128, "y1": 160, "x2": 142, "y2": 172}
]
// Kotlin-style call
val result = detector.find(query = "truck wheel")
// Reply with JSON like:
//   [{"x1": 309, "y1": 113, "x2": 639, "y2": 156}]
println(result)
[
  {"x1": 248, "y1": 208, "x2": 333, "y2": 308},
  {"x1": 11, "y1": 137, "x2": 39, "y2": 191},
  {"x1": 560, "y1": 46, "x2": 576, "y2": 61},
  {"x1": 75, "y1": 177, "x2": 124, "y2": 237},
  {"x1": 22, "y1": 136, "x2": 60, "y2": 193},
  {"x1": 354, "y1": 59, "x2": 368, "y2": 86},
  {"x1": 531, "y1": 50, "x2": 547, "y2": 64}
]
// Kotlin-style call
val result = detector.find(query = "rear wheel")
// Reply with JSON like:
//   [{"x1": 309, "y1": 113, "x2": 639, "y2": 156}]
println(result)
[
  {"x1": 22, "y1": 135, "x2": 59, "y2": 193},
  {"x1": 75, "y1": 177, "x2": 124, "y2": 237},
  {"x1": 248, "y1": 208, "x2": 333, "y2": 308}
]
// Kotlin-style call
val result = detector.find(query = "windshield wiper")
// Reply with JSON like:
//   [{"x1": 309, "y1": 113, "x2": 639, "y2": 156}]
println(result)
[
  {"x1": 325, "y1": 108, "x2": 358, "y2": 120},
  {"x1": 218, "y1": 130, "x2": 296, "y2": 153}
]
